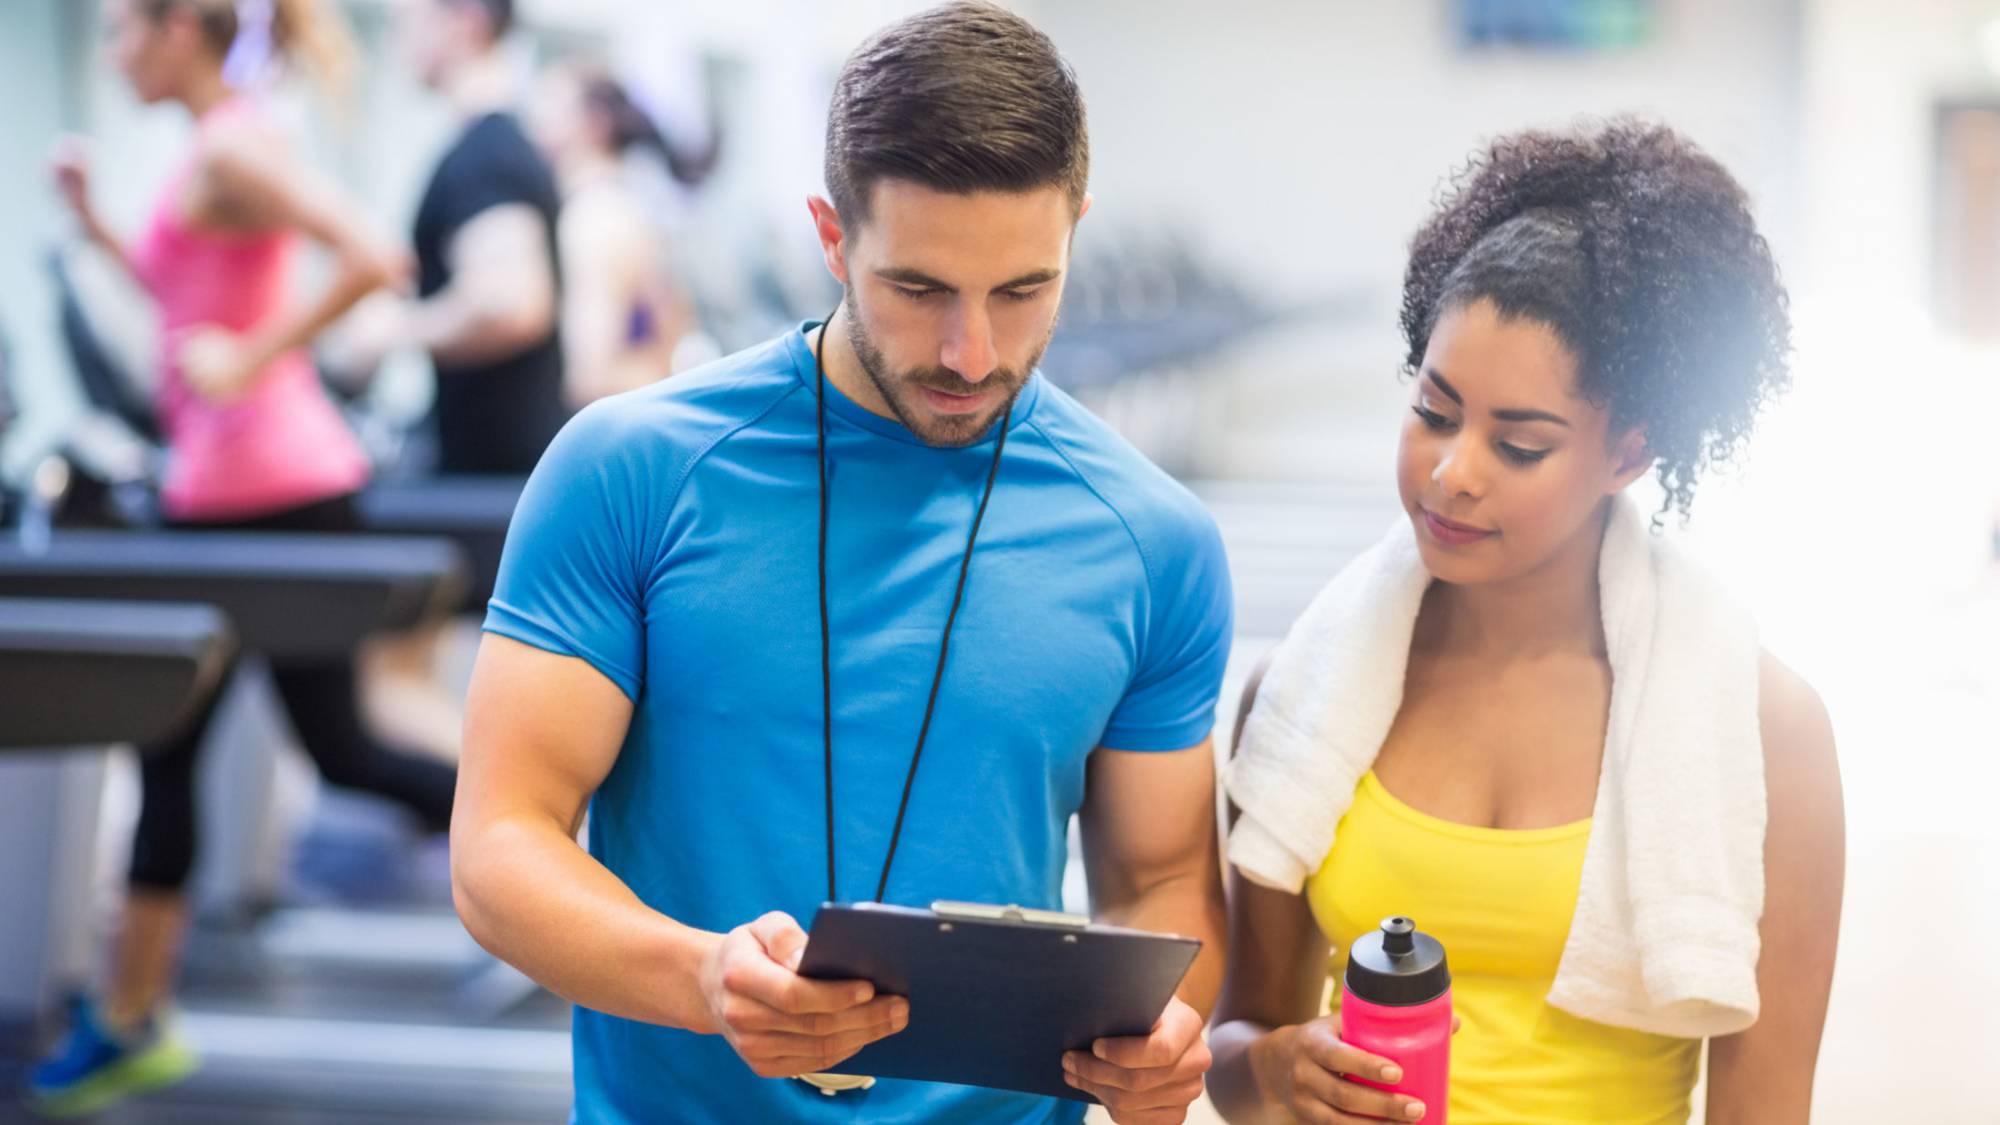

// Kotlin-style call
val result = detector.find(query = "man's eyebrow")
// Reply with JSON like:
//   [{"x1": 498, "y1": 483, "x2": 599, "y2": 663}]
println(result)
[
  {"x1": 871, "y1": 267, "x2": 1063, "y2": 292},
  {"x1": 996, "y1": 269, "x2": 1061, "y2": 289},
  {"x1": 875, "y1": 267, "x2": 952, "y2": 290}
]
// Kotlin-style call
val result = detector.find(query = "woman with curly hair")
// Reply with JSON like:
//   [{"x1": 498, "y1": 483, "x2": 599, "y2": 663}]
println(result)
[{"x1": 1206, "y1": 120, "x2": 1843, "y2": 1124}]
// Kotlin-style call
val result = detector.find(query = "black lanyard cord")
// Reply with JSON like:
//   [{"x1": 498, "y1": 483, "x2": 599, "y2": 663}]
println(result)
[{"x1": 814, "y1": 312, "x2": 1011, "y2": 904}]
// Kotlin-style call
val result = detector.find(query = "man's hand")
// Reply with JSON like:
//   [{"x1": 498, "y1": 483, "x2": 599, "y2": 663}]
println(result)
[
  {"x1": 697, "y1": 911, "x2": 907, "y2": 1079},
  {"x1": 321, "y1": 290, "x2": 411, "y2": 383},
  {"x1": 1061, "y1": 996, "x2": 1211, "y2": 1124}
]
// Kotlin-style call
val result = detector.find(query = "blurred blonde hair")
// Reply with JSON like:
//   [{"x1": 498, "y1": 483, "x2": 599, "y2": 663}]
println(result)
[{"x1": 144, "y1": 0, "x2": 358, "y2": 109}]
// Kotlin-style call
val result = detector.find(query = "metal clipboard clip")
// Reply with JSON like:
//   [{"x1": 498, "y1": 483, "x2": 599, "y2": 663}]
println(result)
[{"x1": 929, "y1": 900, "x2": 1090, "y2": 930}]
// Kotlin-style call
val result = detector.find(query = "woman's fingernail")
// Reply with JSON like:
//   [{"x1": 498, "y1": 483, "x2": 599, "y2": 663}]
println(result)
[
  {"x1": 1380, "y1": 1064, "x2": 1403, "y2": 1083},
  {"x1": 1061, "y1": 1054, "x2": 1078, "y2": 1073},
  {"x1": 1405, "y1": 1101, "x2": 1426, "y2": 1120}
]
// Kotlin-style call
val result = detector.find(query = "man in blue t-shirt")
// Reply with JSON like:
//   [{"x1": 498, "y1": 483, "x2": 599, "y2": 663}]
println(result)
[{"x1": 452, "y1": 5, "x2": 1234, "y2": 1122}]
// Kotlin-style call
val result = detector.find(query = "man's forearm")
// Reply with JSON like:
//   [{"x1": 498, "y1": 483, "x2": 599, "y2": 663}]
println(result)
[
  {"x1": 452, "y1": 813, "x2": 722, "y2": 1031},
  {"x1": 1102, "y1": 872, "x2": 1227, "y2": 1017},
  {"x1": 413, "y1": 284, "x2": 552, "y2": 368}
]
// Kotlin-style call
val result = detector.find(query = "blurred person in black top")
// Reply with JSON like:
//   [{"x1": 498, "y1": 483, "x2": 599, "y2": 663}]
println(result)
[
  {"x1": 340, "y1": 0, "x2": 566, "y2": 474},
  {"x1": 328, "y1": 0, "x2": 568, "y2": 775}
]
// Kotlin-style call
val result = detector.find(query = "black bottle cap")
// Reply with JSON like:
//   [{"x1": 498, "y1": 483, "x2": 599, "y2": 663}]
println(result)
[{"x1": 1344, "y1": 916, "x2": 1450, "y2": 1007}]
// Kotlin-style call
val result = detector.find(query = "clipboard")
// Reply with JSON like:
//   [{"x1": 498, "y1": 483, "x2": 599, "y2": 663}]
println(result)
[{"x1": 796, "y1": 900, "x2": 1200, "y2": 1103}]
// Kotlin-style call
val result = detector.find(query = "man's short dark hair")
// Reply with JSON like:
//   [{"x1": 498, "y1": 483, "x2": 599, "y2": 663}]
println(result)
[
  {"x1": 445, "y1": 0, "x2": 513, "y2": 39},
  {"x1": 825, "y1": 1, "x2": 1088, "y2": 225}
]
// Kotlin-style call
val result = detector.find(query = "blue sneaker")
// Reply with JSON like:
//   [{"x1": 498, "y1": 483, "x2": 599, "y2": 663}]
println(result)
[{"x1": 24, "y1": 995, "x2": 198, "y2": 1117}]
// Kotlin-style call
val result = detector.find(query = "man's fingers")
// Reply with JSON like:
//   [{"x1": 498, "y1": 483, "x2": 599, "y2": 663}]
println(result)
[
  {"x1": 718, "y1": 947, "x2": 812, "y2": 1013},
  {"x1": 1091, "y1": 998, "x2": 1202, "y2": 1070},
  {"x1": 1066, "y1": 999, "x2": 1208, "y2": 1115},
  {"x1": 726, "y1": 917, "x2": 876, "y2": 1016},
  {"x1": 1063, "y1": 1029, "x2": 1207, "y2": 1089},
  {"x1": 1062, "y1": 1050, "x2": 1177, "y2": 1093},
  {"x1": 741, "y1": 912, "x2": 880, "y2": 1014},
  {"x1": 715, "y1": 993, "x2": 786, "y2": 1034},
  {"x1": 744, "y1": 1054, "x2": 836, "y2": 1080},
  {"x1": 734, "y1": 1014, "x2": 905, "y2": 1070},
  {"x1": 783, "y1": 996, "x2": 907, "y2": 1037},
  {"x1": 746, "y1": 911, "x2": 809, "y2": 971},
  {"x1": 767, "y1": 970, "x2": 878, "y2": 1016},
  {"x1": 721, "y1": 992, "x2": 904, "y2": 1037},
  {"x1": 1062, "y1": 1069, "x2": 1204, "y2": 1119},
  {"x1": 1089, "y1": 1030, "x2": 1180, "y2": 1070}
]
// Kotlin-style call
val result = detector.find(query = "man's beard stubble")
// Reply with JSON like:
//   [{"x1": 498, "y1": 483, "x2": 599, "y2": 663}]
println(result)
[{"x1": 842, "y1": 291, "x2": 1053, "y2": 448}]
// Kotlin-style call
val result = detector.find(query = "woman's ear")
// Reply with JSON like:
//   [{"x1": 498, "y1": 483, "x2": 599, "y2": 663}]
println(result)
[{"x1": 1608, "y1": 427, "x2": 1654, "y2": 494}]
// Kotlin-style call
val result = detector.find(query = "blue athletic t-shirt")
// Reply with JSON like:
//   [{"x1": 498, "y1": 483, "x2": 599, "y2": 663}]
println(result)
[{"x1": 484, "y1": 324, "x2": 1233, "y2": 1124}]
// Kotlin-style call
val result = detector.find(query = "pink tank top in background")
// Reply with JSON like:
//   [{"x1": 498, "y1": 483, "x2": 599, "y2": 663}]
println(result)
[{"x1": 131, "y1": 97, "x2": 370, "y2": 522}]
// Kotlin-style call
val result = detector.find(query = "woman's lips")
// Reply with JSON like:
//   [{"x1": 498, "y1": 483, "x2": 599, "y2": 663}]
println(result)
[{"x1": 1421, "y1": 508, "x2": 1496, "y2": 547}]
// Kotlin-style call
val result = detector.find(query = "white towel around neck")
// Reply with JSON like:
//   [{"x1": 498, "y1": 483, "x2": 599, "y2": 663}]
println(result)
[{"x1": 1224, "y1": 496, "x2": 1766, "y2": 1039}]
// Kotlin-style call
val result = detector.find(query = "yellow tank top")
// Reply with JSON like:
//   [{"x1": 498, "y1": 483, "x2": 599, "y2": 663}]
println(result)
[{"x1": 1305, "y1": 772, "x2": 1700, "y2": 1125}]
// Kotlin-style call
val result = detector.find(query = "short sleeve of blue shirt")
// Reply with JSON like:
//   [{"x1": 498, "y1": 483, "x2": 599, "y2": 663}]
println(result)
[
  {"x1": 1095, "y1": 492, "x2": 1234, "y2": 752},
  {"x1": 483, "y1": 401, "x2": 658, "y2": 700},
  {"x1": 470, "y1": 327, "x2": 1235, "y2": 1125}
]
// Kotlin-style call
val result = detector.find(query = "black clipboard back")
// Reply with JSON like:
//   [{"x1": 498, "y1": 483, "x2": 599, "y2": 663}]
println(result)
[{"x1": 797, "y1": 901, "x2": 1200, "y2": 1102}]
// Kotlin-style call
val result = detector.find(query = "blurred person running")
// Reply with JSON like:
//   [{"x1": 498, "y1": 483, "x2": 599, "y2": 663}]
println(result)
[
  {"x1": 30, "y1": 1, "x2": 456, "y2": 1114},
  {"x1": 529, "y1": 57, "x2": 718, "y2": 408}
]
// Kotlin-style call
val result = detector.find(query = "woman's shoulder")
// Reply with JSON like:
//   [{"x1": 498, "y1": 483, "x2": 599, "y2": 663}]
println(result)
[
  {"x1": 1757, "y1": 649, "x2": 1841, "y2": 823},
  {"x1": 192, "y1": 104, "x2": 295, "y2": 188},
  {"x1": 1758, "y1": 651, "x2": 1833, "y2": 762}
]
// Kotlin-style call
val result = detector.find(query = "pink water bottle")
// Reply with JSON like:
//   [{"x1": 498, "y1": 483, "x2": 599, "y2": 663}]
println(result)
[{"x1": 1339, "y1": 916, "x2": 1451, "y2": 1123}]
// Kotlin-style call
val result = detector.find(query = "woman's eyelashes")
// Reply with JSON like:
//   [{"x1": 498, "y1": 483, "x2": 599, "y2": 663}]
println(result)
[
  {"x1": 1412, "y1": 405, "x2": 1553, "y2": 466},
  {"x1": 1412, "y1": 404, "x2": 1455, "y2": 431}
]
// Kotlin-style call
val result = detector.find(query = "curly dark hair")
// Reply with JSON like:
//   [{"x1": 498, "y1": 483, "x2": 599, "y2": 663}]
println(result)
[{"x1": 1398, "y1": 119, "x2": 1791, "y2": 518}]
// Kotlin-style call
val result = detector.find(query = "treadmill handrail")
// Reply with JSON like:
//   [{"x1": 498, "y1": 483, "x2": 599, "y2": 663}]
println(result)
[
  {"x1": 0, "y1": 530, "x2": 463, "y2": 584},
  {"x1": 0, "y1": 530, "x2": 468, "y2": 656},
  {"x1": 0, "y1": 596, "x2": 237, "y2": 751}
]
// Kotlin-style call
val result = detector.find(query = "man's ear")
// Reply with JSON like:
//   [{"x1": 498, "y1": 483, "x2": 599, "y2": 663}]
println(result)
[{"x1": 806, "y1": 195, "x2": 850, "y2": 286}]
